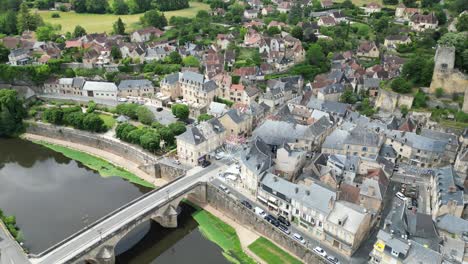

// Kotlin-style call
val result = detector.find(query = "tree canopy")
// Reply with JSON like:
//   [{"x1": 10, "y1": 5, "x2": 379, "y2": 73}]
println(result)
[{"x1": 0, "y1": 89, "x2": 26, "y2": 137}]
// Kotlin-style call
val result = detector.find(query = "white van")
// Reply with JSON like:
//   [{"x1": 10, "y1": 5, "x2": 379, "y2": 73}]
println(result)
[{"x1": 254, "y1": 207, "x2": 266, "y2": 218}]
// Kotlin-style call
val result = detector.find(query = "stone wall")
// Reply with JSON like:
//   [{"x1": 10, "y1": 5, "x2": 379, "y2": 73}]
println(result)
[
  {"x1": 25, "y1": 122, "x2": 185, "y2": 180},
  {"x1": 375, "y1": 89, "x2": 414, "y2": 112},
  {"x1": 205, "y1": 184, "x2": 327, "y2": 264},
  {"x1": 429, "y1": 46, "x2": 468, "y2": 94}
]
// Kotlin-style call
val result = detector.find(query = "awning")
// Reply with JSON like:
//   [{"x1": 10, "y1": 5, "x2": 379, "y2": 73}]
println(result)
[
  {"x1": 257, "y1": 196, "x2": 268, "y2": 203},
  {"x1": 268, "y1": 202, "x2": 278, "y2": 210}
]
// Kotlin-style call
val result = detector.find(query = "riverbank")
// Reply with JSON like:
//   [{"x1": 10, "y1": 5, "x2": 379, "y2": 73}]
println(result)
[
  {"x1": 249, "y1": 237, "x2": 302, "y2": 264},
  {"x1": 22, "y1": 133, "x2": 167, "y2": 188}
]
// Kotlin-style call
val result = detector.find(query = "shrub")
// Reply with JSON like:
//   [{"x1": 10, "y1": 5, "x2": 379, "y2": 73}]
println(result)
[{"x1": 51, "y1": 13, "x2": 60, "y2": 18}]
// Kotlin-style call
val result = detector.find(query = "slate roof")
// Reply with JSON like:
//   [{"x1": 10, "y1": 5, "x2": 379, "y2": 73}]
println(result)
[
  {"x1": 306, "y1": 98, "x2": 349, "y2": 117},
  {"x1": 433, "y1": 166, "x2": 464, "y2": 206},
  {"x1": 82, "y1": 81, "x2": 117, "y2": 92},
  {"x1": 436, "y1": 214, "x2": 468, "y2": 237},
  {"x1": 176, "y1": 118, "x2": 225, "y2": 145},
  {"x1": 241, "y1": 137, "x2": 274, "y2": 174},
  {"x1": 182, "y1": 71, "x2": 204, "y2": 84},
  {"x1": 202, "y1": 80, "x2": 218, "y2": 92},
  {"x1": 326, "y1": 201, "x2": 368, "y2": 235},
  {"x1": 118, "y1": 79, "x2": 153, "y2": 90},
  {"x1": 163, "y1": 73, "x2": 181, "y2": 85}
]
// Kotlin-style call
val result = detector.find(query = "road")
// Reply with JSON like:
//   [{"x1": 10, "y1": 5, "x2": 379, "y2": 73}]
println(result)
[
  {"x1": 211, "y1": 177, "x2": 358, "y2": 264},
  {"x1": 30, "y1": 162, "x2": 224, "y2": 264},
  {"x1": 0, "y1": 221, "x2": 31, "y2": 264}
]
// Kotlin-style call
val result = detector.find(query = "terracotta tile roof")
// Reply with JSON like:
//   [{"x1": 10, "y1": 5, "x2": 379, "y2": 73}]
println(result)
[{"x1": 339, "y1": 183, "x2": 360, "y2": 205}]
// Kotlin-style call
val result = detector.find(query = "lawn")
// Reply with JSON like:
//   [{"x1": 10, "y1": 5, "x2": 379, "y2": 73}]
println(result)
[
  {"x1": 334, "y1": 0, "x2": 383, "y2": 6},
  {"x1": 192, "y1": 209, "x2": 256, "y2": 264},
  {"x1": 248, "y1": 237, "x2": 302, "y2": 264},
  {"x1": 34, "y1": 141, "x2": 155, "y2": 188},
  {"x1": 99, "y1": 114, "x2": 116, "y2": 129},
  {"x1": 37, "y1": 2, "x2": 210, "y2": 33}
]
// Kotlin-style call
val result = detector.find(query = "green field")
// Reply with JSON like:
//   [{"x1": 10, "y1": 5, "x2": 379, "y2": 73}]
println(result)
[
  {"x1": 192, "y1": 209, "x2": 256, "y2": 264},
  {"x1": 37, "y1": 2, "x2": 210, "y2": 33},
  {"x1": 248, "y1": 237, "x2": 303, "y2": 264},
  {"x1": 99, "y1": 114, "x2": 116, "y2": 129},
  {"x1": 34, "y1": 141, "x2": 155, "y2": 188}
]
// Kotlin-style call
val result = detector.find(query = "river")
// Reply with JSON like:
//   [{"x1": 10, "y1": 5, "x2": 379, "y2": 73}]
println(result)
[{"x1": 0, "y1": 138, "x2": 229, "y2": 264}]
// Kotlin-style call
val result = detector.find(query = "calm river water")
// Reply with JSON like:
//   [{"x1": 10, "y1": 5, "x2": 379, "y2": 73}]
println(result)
[{"x1": 0, "y1": 138, "x2": 229, "y2": 264}]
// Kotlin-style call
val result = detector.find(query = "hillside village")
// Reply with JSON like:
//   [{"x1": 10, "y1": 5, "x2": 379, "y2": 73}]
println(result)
[{"x1": 0, "y1": 0, "x2": 468, "y2": 262}]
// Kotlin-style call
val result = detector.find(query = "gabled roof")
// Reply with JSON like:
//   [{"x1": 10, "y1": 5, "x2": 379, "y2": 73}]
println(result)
[{"x1": 118, "y1": 79, "x2": 153, "y2": 90}]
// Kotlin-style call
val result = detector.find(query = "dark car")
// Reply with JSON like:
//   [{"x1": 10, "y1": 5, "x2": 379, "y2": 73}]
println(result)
[
  {"x1": 277, "y1": 224, "x2": 290, "y2": 234},
  {"x1": 265, "y1": 215, "x2": 280, "y2": 227},
  {"x1": 277, "y1": 215, "x2": 290, "y2": 226},
  {"x1": 156, "y1": 107, "x2": 163, "y2": 112},
  {"x1": 201, "y1": 160, "x2": 211, "y2": 168},
  {"x1": 411, "y1": 198, "x2": 418, "y2": 207},
  {"x1": 241, "y1": 200, "x2": 253, "y2": 210}
]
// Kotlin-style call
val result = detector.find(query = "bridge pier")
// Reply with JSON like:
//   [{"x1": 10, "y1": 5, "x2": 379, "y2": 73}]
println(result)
[{"x1": 152, "y1": 205, "x2": 179, "y2": 228}]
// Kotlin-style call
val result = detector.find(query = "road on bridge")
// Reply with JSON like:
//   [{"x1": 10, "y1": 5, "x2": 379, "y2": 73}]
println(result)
[{"x1": 31, "y1": 162, "x2": 224, "y2": 264}]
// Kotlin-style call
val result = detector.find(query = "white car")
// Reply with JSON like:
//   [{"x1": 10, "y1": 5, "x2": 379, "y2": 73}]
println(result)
[
  {"x1": 395, "y1": 192, "x2": 407, "y2": 201},
  {"x1": 326, "y1": 255, "x2": 340, "y2": 264},
  {"x1": 313, "y1": 246, "x2": 327, "y2": 257},
  {"x1": 117, "y1": 98, "x2": 128, "y2": 102},
  {"x1": 215, "y1": 152, "x2": 224, "y2": 160},
  {"x1": 293, "y1": 233, "x2": 306, "y2": 244},
  {"x1": 254, "y1": 207, "x2": 266, "y2": 218}
]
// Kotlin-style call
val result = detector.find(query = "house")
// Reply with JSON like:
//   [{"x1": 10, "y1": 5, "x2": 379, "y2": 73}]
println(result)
[
  {"x1": 323, "y1": 200, "x2": 372, "y2": 256},
  {"x1": 320, "y1": 0, "x2": 333, "y2": 8},
  {"x1": 268, "y1": 21, "x2": 288, "y2": 30},
  {"x1": 176, "y1": 118, "x2": 226, "y2": 166},
  {"x1": 219, "y1": 108, "x2": 253, "y2": 138},
  {"x1": 82, "y1": 81, "x2": 118, "y2": 100},
  {"x1": 131, "y1": 27, "x2": 164, "y2": 43},
  {"x1": 274, "y1": 143, "x2": 306, "y2": 180},
  {"x1": 409, "y1": 13, "x2": 438, "y2": 31},
  {"x1": 261, "y1": 5, "x2": 275, "y2": 15},
  {"x1": 359, "y1": 176, "x2": 388, "y2": 213},
  {"x1": 160, "y1": 72, "x2": 182, "y2": 100},
  {"x1": 277, "y1": 1, "x2": 292, "y2": 13},
  {"x1": 233, "y1": 67, "x2": 259, "y2": 82},
  {"x1": 208, "y1": 102, "x2": 229, "y2": 117},
  {"x1": 430, "y1": 166, "x2": 464, "y2": 219},
  {"x1": 384, "y1": 35, "x2": 411, "y2": 49},
  {"x1": 331, "y1": 11, "x2": 347, "y2": 22},
  {"x1": 239, "y1": 137, "x2": 274, "y2": 193},
  {"x1": 395, "y1": 3, "x2": 421, "y2": 20},
  {"x1": 229, "y1": 84, "x2": 260, "y2": 105},
  {"x1": 8, "y1": 48, "x2": 31, "y2": 66},
  {"x1": 243, "y1": 9, "x2": 258, "y2": 19},
  {"x1": 43, "y1": 77, "x2": 85, "y2": 95},
  {"x1": 258, "y1": 173, "x2": 336, "y2": 240},
  {"x1": 243, "y1": 29, "x2": 263, "y2": 47},
  {"x1": 118, "y1": 79, "x2": 155, "y2": 98},
  {"x1": 322, "y1": 126, "x2": 383, "y2": 159},
  {"x1": 363, "y1": 2, "x2": 382, "y2": 14},
  {"x1": 356, "y1": 41, "x2": 380, "y2": 59},
  {"x1": 317, "y1": 83, "x2": 346, "y2": 101},
  {"x1": 318, "y1": 16, "x2": 337, "y2": 27},
  {"x1": 216, "y1": 34, "x2": 234, "y2": 49}
]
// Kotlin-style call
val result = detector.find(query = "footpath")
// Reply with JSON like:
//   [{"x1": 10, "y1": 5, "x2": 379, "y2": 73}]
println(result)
[{"x1": 22, "y1": 133, "x2": 168, "y2": 187}]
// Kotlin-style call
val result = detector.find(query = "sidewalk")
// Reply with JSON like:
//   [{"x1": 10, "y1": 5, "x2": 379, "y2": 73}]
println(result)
[{"x1": 22, "y1": 133, "x2": 167, "y2": 187}]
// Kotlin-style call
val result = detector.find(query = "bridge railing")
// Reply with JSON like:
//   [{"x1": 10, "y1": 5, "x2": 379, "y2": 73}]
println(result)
[{"x1": 29, "y1": 174, "x2": 187, "y2": 259}]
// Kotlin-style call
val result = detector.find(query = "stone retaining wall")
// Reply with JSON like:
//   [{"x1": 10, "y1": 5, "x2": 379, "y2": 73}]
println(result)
[{"x1": 205, "y1": 184, "x2": 327, "y2": 264}]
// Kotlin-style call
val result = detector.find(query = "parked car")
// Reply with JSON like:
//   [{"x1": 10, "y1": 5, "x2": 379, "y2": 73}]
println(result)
[
  {"x1": 118, "y1": 97, "x2": 128, "y2": 102},
  {"x1": 156, "y1": 107, "x2": 163, "y2": 112},
  {"x1": 293, "y1": 233, "x2": 306, "y2": 244},
  {"x1": 277, "y1": 224, "x2": 290, "y2": 234},
  {"x1": 219, "y1": 184, "x2": 230, "y2": 194},
  {"x1": 254, "y1": 207, "x2": 266, "y2": 218},
  {"x1": 277, "y1": 215, "x2": 290, "y2": 226},
  {"x1": 172, "y1": 159, "x2": 181, "y2": 165},
  {"x1": 326, "y1": 255, "x2": 340, "y2": 264},
  {"x1": 313, "y1": 246, "x2": 327, "y2": 257},
  {"x1": 265, "y1": 215, "x2": 280, "y2": 227},
  {"x1": 395, "y1": 192, "x2": 407, "y2": 201},
  {"x1": 241, "y1": 200, "x2": 252, "y2": 210},
  {"x1": 215, "y1": 152, "x2": 224, "y2": 160},
  {"x1": 201, "y1": 160, "x2": 211, "y2": 168}
]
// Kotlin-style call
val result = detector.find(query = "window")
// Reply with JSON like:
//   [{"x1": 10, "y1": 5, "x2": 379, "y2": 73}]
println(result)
[{"x1": 391, "y1": 249, "x2": 399, "y2": 257}]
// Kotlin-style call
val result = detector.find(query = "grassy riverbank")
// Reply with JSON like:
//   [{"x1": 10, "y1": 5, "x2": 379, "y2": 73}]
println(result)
[
  {"x1": 34, "y1": 141, "x2": 155, "y2": 188},
  {"x1": 192, "y1": 209, "x2": 256, "y2": 264},
  {"x1": 248, "y1": 237, "x2": 302, "y2": 264}
]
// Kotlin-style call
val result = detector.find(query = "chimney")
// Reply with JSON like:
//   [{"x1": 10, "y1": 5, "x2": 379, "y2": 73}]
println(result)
[
  {"x1": 295, "y1": 187, "x2": 299, "y2": 194},
  {"x1": 328, "y1": 196, "x2": 335, "y2": 209},
  {"x1": 306, "y1": 190, "x2": 310, "y2": 196}
]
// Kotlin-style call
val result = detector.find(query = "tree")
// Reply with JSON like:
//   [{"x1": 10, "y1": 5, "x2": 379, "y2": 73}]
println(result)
[
  {"x1": 402, "y1": 55, "x2": 434, "y2": 86},
  {"x1": 112, "y1": 0, "x2": 129, "y2": 14},
  {"x1": 400, "y1": 105, "x2": 409, "y2": 117},
  {"x1": 17, "y1": 2, "x2": 43, "y2": 33},
  {"x1": 340, "y1": 89, "x2": 358, "y2": 104},
  {"x1": 126, "y1": 128, "x2": 145, "y2": 144},
  {"x1": 158, "y1": 126, "x2": 175, "y2": 146},
  {"x1": 197, "y1": 113, "x2": 213, "y2": 122},
  {"x1": 116, "y1": 123, "x2": 137, "y2": 139},
  {"x1": 136, "y1": 106, "x2": 155, "y2": 125},
  {"x1": 267, "y1": 26, "x2": 281, "y2": 36},
  {"x1": 0, "y1": 11, "x2": 18, "y2": 35},
  {"x1": 85, "y1": 0, "x2": 108, "y2": 13},
  {"x1": 435, "y1": 87, "x2": 444, "y2": 98},
  {"x1": 168, "y1": 121, "x2": 186, "y2": 135},
  {"x1": 288, "y1": 2, "x2": 303, "y2": 25},
  {"x1": 182, "y1": 56, "x2": 200, "y2": 67},
  {"x1": 171, "y1": 104, "x2": 189, "y2": 119},
  {"x1": 86, "y1": 101, "x2": 97, "y2": 113},
  {"x1": 291, "y1": 26, "x2": 303, "y2": 40},
  {"x1": 403, "y1": 0, "x2": 416, "y2": 7},
  {"x1": 113, "y1": 18, "x2": 126, "y2": 35},
  {"x1": 73, "y1": 25, "x2": 87, "y2": 38},
  {"x1": 83, "y1": 113, "x2": 106, "y2": 132},
  {"x1": 111, "y1": 45, "x2": 122, "y2": 60},
  {"x1": 0, "y1": 44, "x2": 9, "y2": 63},
  {"x1": 413, "y1": 90, "x2": 428, "y2": 108},
  {"x1": 64, "y1": 111, "x2": 85, "y2": 129},
  {"x1": 303, "y1": 27, "x2": 318, "y2": 43},
  {"x1": 140, "y1": 9, "x2": 167, "y2": 29},
  {"x1": 140, "y1": 130, "x2": 160, "y2": 152},
  {"x1": 456, "y1": 14, "x2": 468, "y2": 32},
  {"x1": 116, "y1": 103, "x2": 139, "y2": 119},
  {"x1": 391, "y1": 77, "x2": 412, "y2": 94},
  {"x1": 72, "y1": 0, "x2": 87, "y2": 13},
  {"x1": 36, "y1": 25, "x2": 56, "y2": 41},
  {"x1": 0, "y1": 89, "x2": 26, "y2": 137},
  {"x1": 168, "y1": 51, "x2": 182, "y2": 64},
  {"x1": 43, "y1": 107, "x2": 64, "y2": 124},
  {"x1": 306, "y1": 44, "x2": 326, "y2": 67}
]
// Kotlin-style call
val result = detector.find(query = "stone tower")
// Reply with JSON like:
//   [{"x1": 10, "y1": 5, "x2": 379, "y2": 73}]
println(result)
[{"x1": 429, "y1": 45, "x2": 468, "y2": 94}]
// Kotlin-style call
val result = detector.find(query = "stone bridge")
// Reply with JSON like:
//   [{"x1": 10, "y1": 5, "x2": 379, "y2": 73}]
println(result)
[{"x1": 29, "y1": 163, "x2": 221, "y2": 264}]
